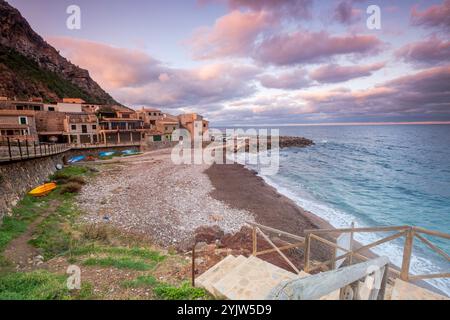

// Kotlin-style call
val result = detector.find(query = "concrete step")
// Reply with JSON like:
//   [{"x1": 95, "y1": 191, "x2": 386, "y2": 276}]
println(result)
[
  {"x1": 196, "y1": 255, "x2": 236, "y2": 289},
  {"x1": 196, "y1": 255, "x2": 247, "y2": 296},
  {"x1": 390, "y1": 279, "x2": 449, "y2": 300},
  {"x1": 212, "y1": 256, "x2": 301, "y2": 300}
]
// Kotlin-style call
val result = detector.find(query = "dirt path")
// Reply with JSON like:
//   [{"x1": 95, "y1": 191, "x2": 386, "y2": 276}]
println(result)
[{"x1": 3, "y1": 200, "x2": 59, "y2": 271}]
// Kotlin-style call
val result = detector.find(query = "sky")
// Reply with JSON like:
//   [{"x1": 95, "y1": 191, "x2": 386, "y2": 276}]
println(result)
[{"x1": 7, "y1": 0, "x2": 450, "y2": 126}]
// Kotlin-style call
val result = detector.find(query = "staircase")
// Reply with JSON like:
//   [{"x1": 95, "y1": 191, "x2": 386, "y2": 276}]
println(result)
[
  {"x1": 196, "y1": 255, "x2": 448, "y2": 300},
  {"x1": 195, "y1": 255, "x2": 337, "y2": 300}
]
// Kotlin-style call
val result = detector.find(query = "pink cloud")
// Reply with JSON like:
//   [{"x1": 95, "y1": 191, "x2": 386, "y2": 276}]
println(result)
[
  {"x1": 49, "y1": 37, "x2": 261, "y2": 109},
  {"x1": 254, "y1": 31, "x2": 383, "y2": 66},
  {"x1": 258, "y1": 68, "x2": 310, "y2": 90},
  {"x1": 49, "y1": 37, "x2": 161, "y2": 88},
  {"x1": 188, "y1": 10, "x2": 274, "y2": 60},
  {"x1": 199, "y1": 0, "x2": 312, "y2": 19},
  {"x1": 396, "y1": 36, "x2": 450, "y2": 65},
  {"x1": 310, "y1": 62, "x2": 386, "y2": 83},
  {"x1": 411, "y1": 0, "x2": 450, "y2": 30},
  {"x1": 298, "y1": 65, "x2": 450, "y2": 119}
]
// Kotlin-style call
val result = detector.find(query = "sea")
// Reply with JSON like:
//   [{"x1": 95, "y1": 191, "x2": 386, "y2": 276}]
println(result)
[{"x1": 228, "y1": 124, "x2": 450, "y2": 295}]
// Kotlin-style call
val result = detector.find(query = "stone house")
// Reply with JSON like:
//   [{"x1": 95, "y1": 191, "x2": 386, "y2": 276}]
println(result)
[
  {"x1": 64, "y1": 113, "x2": 99, "y2": 145},
  {"x1": 0, "y1": 110, "x2": 38, "y2": 142}
]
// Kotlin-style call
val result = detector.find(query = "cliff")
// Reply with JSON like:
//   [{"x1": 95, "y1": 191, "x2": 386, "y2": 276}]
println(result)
[{"x1": 0, "y1": 0, "x2": 117, "y2": 104}]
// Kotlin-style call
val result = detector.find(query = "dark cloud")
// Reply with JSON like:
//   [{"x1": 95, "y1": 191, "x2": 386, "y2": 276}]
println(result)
[
  {"x1": 396, "y1": 36, "x2": 450, "y2": 66},
  {"x1": 333, "y1": 0, "x2": 364, "y2": 25},
  {"x1": 254, "y1": 31, "x2": 383, "y2": 66},
  {"x1": 411, "y1": 0, "x2": 450, "y2": 31},
  {"x1": 310, "y1": 62, "x2": 385, "y2": 83}
]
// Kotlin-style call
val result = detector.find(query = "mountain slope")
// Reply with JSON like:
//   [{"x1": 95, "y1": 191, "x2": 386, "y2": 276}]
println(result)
[{"x1": 0, "y1": 0, "x2": 117, "y2": 104}]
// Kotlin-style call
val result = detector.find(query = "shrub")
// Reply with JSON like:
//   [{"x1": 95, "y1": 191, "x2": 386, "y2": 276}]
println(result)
[
  {"x1": 68, "y1": 176, "x2": 86, "y2": 185},
  {"x1": 59, "y1": 182, "x2": 82, "y2": 194}
]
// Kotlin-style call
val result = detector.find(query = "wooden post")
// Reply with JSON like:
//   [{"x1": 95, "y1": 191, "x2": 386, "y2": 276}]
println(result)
[
  {"x1": 18, "y1": 140, "x2": 22, "y2": 159},
  {"x1": 304, "y1": 233, "x2": 311, "y2": 273},
  {"x1": 401, "y1": 227, "x2": 414, "y2": 281},
  {"x1": 252, "y1": 226, "x2": 257, "y2": 256},
  {"x1": 192, "y1": 242, "x2": 197, "y2": 287},
  {"x1": 349, "y1": 222, "x2": 355, "y2": 265},
  {"x1": 25, "y1": 139, "x2": 29, "y2": 158},
  {"x1": 7, "y1": 137, "x2": 12, "y2": 161}
]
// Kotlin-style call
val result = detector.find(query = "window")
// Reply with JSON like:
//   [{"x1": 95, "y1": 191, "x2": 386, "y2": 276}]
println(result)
[
  {"x1": 71, "y1": 125, "x2": 77, "y2": 130},
  {"x1": 82, "y1": 125, "x2": 88, "y2": 134},
  {"x1": 33, "y1": 106, "x2": 41, "y2": 111},
  {"x1": 19, "y1": 116, "x2": 27, "y2": 125},
  {"x1": 92, "y1": 125, "x2": 97, "y2": 130},
  {"x1": 48, "y1": 107, "x2": 55, "y2": 112},
  {"x1": 16, "y1": 106, "x2": 24, "y2": 110},
  {"x1": 165, "y1": 126, "x2": 168, "y2": 131}
]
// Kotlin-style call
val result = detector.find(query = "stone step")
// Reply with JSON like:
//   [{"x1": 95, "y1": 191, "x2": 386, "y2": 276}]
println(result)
[
  {"x1": 197, "y1": 255, "x2": 247, "y2": 296},
  {"x1": 212, "y1": 256, "x2": 301, "y2": 300},
  {"x1": 390, "y1": 279, "x2": 449, "y2": 300}
]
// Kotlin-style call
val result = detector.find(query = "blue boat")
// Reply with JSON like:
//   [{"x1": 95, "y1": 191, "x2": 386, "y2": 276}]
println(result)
[
  {"x1": 99, "y1": 151, "x2": 115, "y2": 157},
  {"x1": 122, "y1": 149, "x2": 139, "y2": 156},
  {"x1": 68, "y1": 156, "x2": 86, "y2": 164}
]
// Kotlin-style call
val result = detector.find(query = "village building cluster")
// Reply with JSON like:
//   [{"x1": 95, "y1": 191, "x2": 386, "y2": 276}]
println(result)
[{"x1": 0, "y1": 97, "x2": 209, "y2": 145}]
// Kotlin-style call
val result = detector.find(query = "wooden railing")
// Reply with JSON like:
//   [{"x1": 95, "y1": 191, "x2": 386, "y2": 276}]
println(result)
[
  {"x1": 0, "y1": 137, "x2": 70, "y2": 163},
  {"x1": 248, "y1": 222, "x2": 449, "y2": 286},
  {"x1": 268, "y1": 256, "x2": 390, "y2": 300},
  {"x1": 304, "y1": 226, "x2": 450, "y2": 283},
  {"x1": 248, "y1": 222, "x2": 305, "y2": 275}
]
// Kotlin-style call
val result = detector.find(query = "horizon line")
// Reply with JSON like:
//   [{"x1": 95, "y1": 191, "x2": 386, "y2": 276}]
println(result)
[{"x1": 213, "y1": 121, "x2": 450, "y2": 127}]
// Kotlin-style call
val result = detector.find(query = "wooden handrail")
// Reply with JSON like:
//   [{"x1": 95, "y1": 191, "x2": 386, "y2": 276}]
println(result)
[
  {"x1": 306, "y1": 230, "x2": 408, "y2": 274},
  {"x1": 256, "y1": 227, "x2": 301, "y2": 274},
  {"x1": 268, "y1": 256, "x2": 390, "y2": 300},
  {"x1": 247, "y1": 222, "x2": 305, "y2": 242},
  {"x1": 305, "y1": 225, "x2": 450, "y2": 283}
]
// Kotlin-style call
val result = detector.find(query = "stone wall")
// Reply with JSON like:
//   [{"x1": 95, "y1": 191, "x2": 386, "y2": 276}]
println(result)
[
  {"x1": 0, "y1": 153, "x2": 65, "y2": 220},
  {"x1": 143, "y1": 140, "x2": 177, "y2": 152}
]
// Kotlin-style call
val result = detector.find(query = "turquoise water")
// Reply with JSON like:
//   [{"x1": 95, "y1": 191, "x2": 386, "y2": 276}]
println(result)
[{"x1": 240, "y1": 125, "x2": 450, "y2": 294}]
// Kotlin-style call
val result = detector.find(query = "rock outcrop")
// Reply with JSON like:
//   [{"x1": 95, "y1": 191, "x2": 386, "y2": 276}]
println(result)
[{"x1": 0, "y1": 0, "x2": 117, "y2": 104}]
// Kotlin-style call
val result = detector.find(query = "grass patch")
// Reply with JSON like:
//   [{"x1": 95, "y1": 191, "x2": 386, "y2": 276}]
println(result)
[
  {"x1": 0, "y1": 196, "x2": 50, "y2": 267},
  {"x1": 153, "y1": 282, "x2": 209, "y2": 300},
  {"x1": 121, "y1": 275, "x2": 158, "y2": 289},
  {"x1": 0, "y1": 271, "x2": 95, "y2": 300},
  {"x1": 83, "y1": 257, "x2": 156, "y2": 271},
  {"x1": 28, "y1": 196, "x2": 80, "y2": 260},
  {"x1": 69, "y1": 245, "x2": 166, "y2": 262},
  {"x1": 120, "y1": 276, "x2": 210, "y2": 300}
]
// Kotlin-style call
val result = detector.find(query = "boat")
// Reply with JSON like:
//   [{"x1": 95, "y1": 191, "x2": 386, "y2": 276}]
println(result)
[
  {"x1": 68, "y1": 156, "x2": 86, "y2": 164},
  {"x1": 121, "y1": 149, "x2": 140, "y2": 156},
  {"x1": 99, "y1": 151, "x2": 115, "y2": 157},
  {"x1": 28, "y1": 182, "x2": 57, "y2": 197}
]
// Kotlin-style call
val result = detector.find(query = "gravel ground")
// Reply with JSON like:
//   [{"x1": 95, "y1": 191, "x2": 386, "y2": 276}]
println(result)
[{"x1": 78, "y1": 150, "x2": 254, "y2": 249}]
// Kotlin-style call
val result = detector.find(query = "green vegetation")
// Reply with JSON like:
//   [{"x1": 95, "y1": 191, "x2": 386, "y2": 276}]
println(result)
[
  {"x1": 69, "y1": 245, "x2": 166, "y2": 262},
  {"x1": 120, "y1": 276, "x2": 209, "y2": 300},
  {"x1": 0, "y1": 47, "x2": 108, "y2": 104},
  {"x1": 83, "y1": 257, "x2": 156, "y2": 271},
  {"x1": 153, "y1": 282, "x2": 209, "y2": 300},
  {"x1": 0, "y1": 271, "x2": 94, "y2": 300},
  {"x1": 121, "y1": 275, "x2": 158, "y2": 288},
  {"x1": 0, "y1": 196, "x2": 49, "y2": 267},
  {"x1": 0, "y1": 165, "x2": 203, "y2": 300},
  {"x1": 27, "y1": 195, "x2": 79, "y2": 260}
]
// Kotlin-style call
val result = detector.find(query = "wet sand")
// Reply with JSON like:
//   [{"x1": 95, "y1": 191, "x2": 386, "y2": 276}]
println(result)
[{"x1": 205, "y1": 163, "x2": 334, "y2": 236}]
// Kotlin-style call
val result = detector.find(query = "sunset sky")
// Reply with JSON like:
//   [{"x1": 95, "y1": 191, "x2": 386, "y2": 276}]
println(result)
[{"x1": 8, "y1": 0, "x2": 450, "y2": 125}]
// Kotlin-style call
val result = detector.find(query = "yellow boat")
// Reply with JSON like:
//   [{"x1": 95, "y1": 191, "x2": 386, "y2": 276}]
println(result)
[{"x1": 28, "y1": 182, "x2": 57, "y2": 197}]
